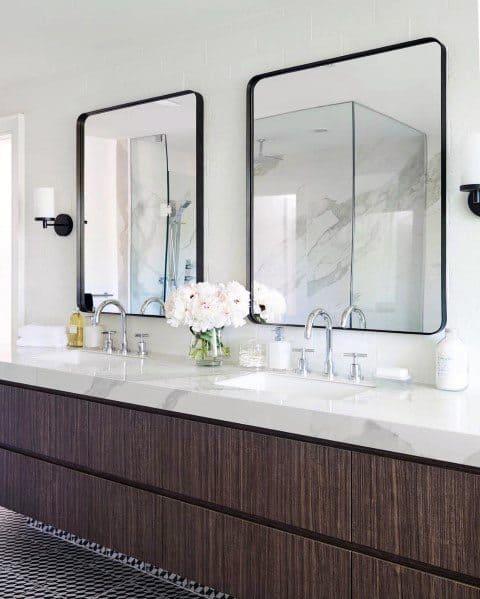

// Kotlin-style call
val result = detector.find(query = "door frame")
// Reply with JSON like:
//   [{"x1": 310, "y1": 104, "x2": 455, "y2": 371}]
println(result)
[{"x1": 0, "y1": 114, "x2": 25, "y2": 346}]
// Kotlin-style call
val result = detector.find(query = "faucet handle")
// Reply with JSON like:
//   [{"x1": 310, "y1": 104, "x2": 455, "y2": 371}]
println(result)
[
  {"x1": 102, "y1": 330, "x2": 116, "y2": 354},
  {"x1": 343, "y1": 352, "x2": 367, "y2": 382},
  {"x1": 135, "y1": 333, "x2": 149, "y2": 357},
  {"x1": 293, "y1": 347, "x2": 315, "y2": 376}
]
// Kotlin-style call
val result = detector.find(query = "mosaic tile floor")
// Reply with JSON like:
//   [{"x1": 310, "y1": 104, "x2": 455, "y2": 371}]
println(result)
[{"x1": 0, "y1": 507, "x2": 210, "y2": 598}]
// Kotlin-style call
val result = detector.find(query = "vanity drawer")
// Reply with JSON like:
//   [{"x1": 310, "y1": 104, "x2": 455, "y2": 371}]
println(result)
[
  {"x1": 86, "y1": 401, "x2": 351, "y2": 540},
  {"x1": 352, "y1": 554, "x2": 480, "y2": 599},
  {"x1": 0, "y1": 447, "x2": 351, "y2": 599},
  {"x1": 352, "y1": 453, "x2": 480, "y2": 578},
  {"x1": 0, "y1": 382, "x2": 88, "y2": 463},
  {"x1": 0, "y1": 382, "x2": 351, "y2": 540}
]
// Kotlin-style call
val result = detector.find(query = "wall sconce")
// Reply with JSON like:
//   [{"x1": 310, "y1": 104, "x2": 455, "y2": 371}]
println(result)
[
  {"x1": 460, "y1": 134, "x2": 480, "y2": 216},
  {"x1": 459, "y1": 184, "x2": 480, "y2": 216},
  {"x1": 33, "y1": 187, "x2": 73, "y2": 236}
]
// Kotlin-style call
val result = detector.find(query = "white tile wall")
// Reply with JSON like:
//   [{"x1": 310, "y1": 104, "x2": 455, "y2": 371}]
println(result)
[{"x1": 1, "y1": 0, "x2": 479, "y2": 386}]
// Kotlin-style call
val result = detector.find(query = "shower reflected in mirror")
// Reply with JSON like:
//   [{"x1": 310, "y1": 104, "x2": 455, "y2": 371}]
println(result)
[
  {"x1": 77, "y1": 91, "x2": 204, "y2": 316},
  {"x1": 248, "y1": 39, "x2": 446, "y2": 334}
]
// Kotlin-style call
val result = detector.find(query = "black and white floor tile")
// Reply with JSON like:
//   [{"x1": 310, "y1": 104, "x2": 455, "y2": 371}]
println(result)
[
  {"x1": 0, "y1": 507, "x2": 232, "y2": 598},
  {"x1": 27, "y1": 519, "x2": 232, "y2": 599}
]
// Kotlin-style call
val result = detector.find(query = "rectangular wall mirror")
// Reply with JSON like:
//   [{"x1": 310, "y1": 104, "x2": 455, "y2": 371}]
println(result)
[
  {"x1": 247, "y1": 38, "x2": 446, "y2": 334},
  {"x1": 77, "y1": 91, "x2": 203, "y2": 316}
]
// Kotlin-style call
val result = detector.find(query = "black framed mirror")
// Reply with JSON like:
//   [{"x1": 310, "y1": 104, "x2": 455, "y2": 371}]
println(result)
[
  {"x1": 247, "y1": 38, "x2": 446, "y2": 334},
  {"x1": 77, "y1": 90, "x2": 204, "y2": 316}
]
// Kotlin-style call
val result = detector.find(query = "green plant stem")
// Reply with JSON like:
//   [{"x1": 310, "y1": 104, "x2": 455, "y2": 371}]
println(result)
[{"x1": 189, "y1": 328, "x2": 231, "y2": 361}]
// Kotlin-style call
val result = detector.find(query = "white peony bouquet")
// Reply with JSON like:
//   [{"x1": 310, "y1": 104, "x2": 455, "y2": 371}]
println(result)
[
  {"x1": 252, "y1": 281, "x2": 287, "y2": 324},
  {"x1": 165, "y1": 281, "x2": 250, "y2": 332},
  {"x1": 165, "y1": 281, "x2": 250, "y2": 364}
]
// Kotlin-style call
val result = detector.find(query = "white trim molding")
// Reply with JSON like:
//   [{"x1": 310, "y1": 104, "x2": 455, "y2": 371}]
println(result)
[{"x1": 0, "y1": 114, "x2": 25, "y2": 346}]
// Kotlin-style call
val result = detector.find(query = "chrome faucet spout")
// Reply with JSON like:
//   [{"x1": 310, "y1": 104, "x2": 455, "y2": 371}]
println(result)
[
  {"x1": 140, "y1": 297, "x2": 165, "y2": 316},
  {"x1": 304, "y1": 308, "x2": 334, "y2": 379},
  {"x1": 95, "y1": 299, "x2": 128, "y2": 355},
  {"x1": 340, "y1": 305, "x2": 367, "y2": 329}
]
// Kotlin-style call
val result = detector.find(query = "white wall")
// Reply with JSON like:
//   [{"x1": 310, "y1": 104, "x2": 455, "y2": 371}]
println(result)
[
  {"x1": 84, "y1": 137, "x2": 119, "y2": 303},
  {"x1": 0, "y1": 0, "x2": 479, "y2": 385}
]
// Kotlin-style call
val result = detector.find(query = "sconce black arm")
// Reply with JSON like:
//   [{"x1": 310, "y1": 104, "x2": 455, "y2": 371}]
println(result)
[
  {"x1": 35, "y1": 214, "x2": 73, "y2": 236},
  {"x1": 460, "y1": 184, "x2": 480, "y2": 217}
]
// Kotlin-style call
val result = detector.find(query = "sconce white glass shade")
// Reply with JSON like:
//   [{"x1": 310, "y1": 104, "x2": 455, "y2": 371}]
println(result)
[
  {"x1": 462, "y1": 134, "x2": 480, "y2": 183},
  {"x1": 34, "y1": 187, "x2": 55, "y2": 218}
]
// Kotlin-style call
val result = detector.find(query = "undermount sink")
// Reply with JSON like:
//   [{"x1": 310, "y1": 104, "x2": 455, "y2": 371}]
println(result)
[
  {"x1": 27, "y1": 349, "x2": 141, "y2": 375},
  {"x1": 217, "y1": 371, "x2": 371, "y2": 402},
  {"x1": 24, "y1": 348, "x2": 208, "y2": 380},
  {"x1": 29, "y1": 349, "x2": 105, "y2": 365}
]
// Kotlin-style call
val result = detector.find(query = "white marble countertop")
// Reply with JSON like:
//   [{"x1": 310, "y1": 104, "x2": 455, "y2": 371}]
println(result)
[{"x1": 1, "y1": 346, "x2": 480, "y2": 468}]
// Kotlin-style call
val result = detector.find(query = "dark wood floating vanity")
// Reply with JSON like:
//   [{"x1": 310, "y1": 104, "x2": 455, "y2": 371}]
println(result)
[{"x1": 1, "y1": 380, "x2": 480, "y2": 598}]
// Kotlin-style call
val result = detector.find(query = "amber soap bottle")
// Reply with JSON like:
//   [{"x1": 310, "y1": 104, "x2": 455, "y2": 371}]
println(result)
[{"x1": 67, "y1": 309, "x2": 84, "y2": 347}]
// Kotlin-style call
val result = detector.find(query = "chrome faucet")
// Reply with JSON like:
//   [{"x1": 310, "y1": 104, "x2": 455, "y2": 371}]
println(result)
[
  {"x1": 140, "y1": 297, "x2": 165, "y2": 316},
  {"x1": 304, "y1": 308, "x2": 334, "y2": 379},
  {"x1": 340, "y1": 305, "x2": 366, "y2": 329},
  {"x1": 94, "y1": 299, "x2": 129, "y2": 356}
]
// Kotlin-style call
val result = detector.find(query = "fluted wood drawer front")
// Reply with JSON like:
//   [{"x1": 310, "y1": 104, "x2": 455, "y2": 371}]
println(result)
[
  {"x1": 0, "y1": 382, "x2": 351, "y2": 539},
  {"x1": 0, "y1": 448, "x2": 351, "y2": 599},
  {"x1": 86, "y1": 401, "x2": 351, "y2": 539},
  {"x1": 352, "y1": 554, "x2": 480, "y2": 599},
  {"x1": 0, "y1": 383, "x2": 88, "y2": 463},
  {"x1": 352, "y1": 452, "x2": 480, "y2": 578}
]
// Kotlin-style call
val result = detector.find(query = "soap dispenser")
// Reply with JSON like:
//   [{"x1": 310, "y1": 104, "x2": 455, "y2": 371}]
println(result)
[
  {"x1": 268, "y1": 326, "x2": 291, "y2": 371},
  {"x1": 67, "y1": 308, "x2": 84, "y2": 348}
]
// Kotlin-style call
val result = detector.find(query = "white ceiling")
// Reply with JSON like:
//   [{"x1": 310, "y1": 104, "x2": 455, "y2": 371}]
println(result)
[
  {"x1": 254, "y1": 101, "x2": 426, "y2": 156},
  {"x1": 0, "y1": 0, "x2": 282, "y2": 90},
  {"x1": 85, "y1": 93, "x2": 196, "y2": 153}
]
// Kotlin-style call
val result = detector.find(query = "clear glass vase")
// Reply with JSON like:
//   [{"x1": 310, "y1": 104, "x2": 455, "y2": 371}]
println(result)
[{"x1": 189, "y1": 328, "x2": 230, "y2": 366}]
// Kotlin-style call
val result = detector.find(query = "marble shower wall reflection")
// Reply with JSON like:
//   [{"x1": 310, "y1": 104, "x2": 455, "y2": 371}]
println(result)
[
  {"x1": 253, "y1": 101, "x2": 441, "y2": 332},
  {"x1": 129, "y1": 137, "x2": 197, "y2": 312},
  {"x1": 130, "y1": 135, "x2": 169, "y2": 313},
  {"x1": 254, "y1": 103, "x2": 353, "y2": 326}
]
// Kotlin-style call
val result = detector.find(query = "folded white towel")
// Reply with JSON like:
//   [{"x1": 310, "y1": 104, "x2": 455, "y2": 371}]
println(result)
[{"x1": 17, "y1": 324, "x2": 68, "y2": 348}]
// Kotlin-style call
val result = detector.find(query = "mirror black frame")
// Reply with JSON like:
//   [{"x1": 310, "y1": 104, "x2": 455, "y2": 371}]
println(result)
[
  {"x1": 76, "y1": 90, "x2": 204, "y2": 316},
  {"x1": 246, "y1": 38, "x2": 447, "y2": 335}
]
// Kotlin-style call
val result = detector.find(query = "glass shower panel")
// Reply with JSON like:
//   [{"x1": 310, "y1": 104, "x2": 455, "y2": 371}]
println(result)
[
  {"x1": 253, "y1": 102, "x2": 354, "y2": 325},
  {"x1": 129, "y1": 135, "x2": 169, "y2": 313},
  {"x1": 165, "y1": 171, "x2": 196, "y2": 294},
  {"x1": 352, "y1": 103, "x2": 427, "y2": 331}
]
